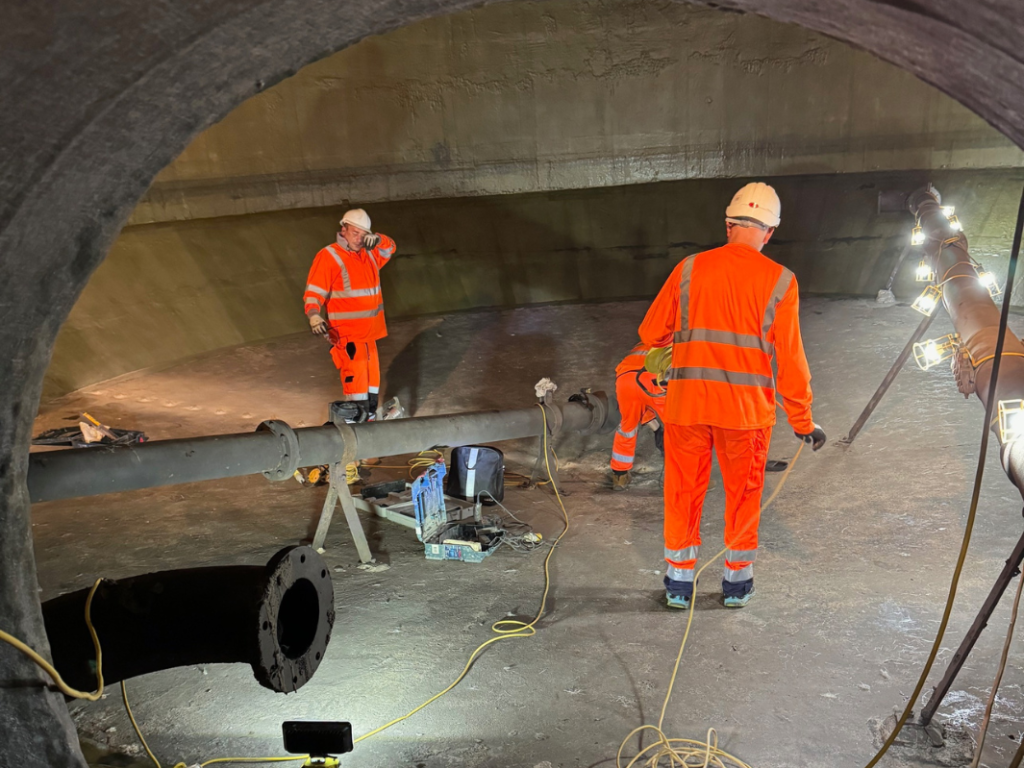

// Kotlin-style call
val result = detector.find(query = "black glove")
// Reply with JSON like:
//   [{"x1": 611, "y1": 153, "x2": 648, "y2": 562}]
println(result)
[
  {"x1": 794, "y1": 424, "x2": 827, "y2": 451},
  {"x1": 363, "y1": 232, "x2": 381, "y2": 249}
]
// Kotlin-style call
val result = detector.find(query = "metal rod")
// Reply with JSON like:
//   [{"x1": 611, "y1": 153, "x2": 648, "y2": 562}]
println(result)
[
  {"x1": 42, "y1": 546, "x2": 333, "y2": 694},
  {"x1": 27, "y1": 396, "x2": 608, "y2": 503},
  {"x1": 906, "y1": 185, "x2": 1024, "y2": 724},
  {"x1": 841, "y1": 310, "x2": 936, "y2": 445},
  {"x1": 920, "y1": 528, "x2": 1024, "y2": 725},
  {"x1": 1010, "y1": 732, "x2": 1024, "y2": 768},
  {"x1": 884, "y1": 243, "x2": 913, "y2": 292}
]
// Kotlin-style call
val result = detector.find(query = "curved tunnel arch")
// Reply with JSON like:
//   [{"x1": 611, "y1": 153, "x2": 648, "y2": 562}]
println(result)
[{"x1": 2, "y1": 0, "x2": 1023, "y2": 764}]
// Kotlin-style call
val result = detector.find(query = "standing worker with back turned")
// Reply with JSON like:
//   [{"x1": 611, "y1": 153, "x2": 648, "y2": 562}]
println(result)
[
  {"x1": 304, "y1": 208, "x2": 396, "y2": 421},
  {"x1": 639, "y1": 182, "x2": 826, "y2": 610}
]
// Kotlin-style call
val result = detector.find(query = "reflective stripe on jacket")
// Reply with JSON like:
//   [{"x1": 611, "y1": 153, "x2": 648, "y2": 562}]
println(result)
[
  {"x1": 611, "y1": 342, "x2": 666, "y2": 471},
  {"x1": 303, "y1": 233, "x2": 396, "y2": 343},
  {"x1": 638, "y1": 243, "x2": 813, "y2": 431}
]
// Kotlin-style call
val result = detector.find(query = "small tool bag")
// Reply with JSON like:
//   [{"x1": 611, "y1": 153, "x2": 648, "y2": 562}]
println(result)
[{"x1": 446, "y1": 445, "x2": 505, "y2": 504}]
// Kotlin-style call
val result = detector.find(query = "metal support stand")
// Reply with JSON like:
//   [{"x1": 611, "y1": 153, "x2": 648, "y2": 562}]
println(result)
[
  {"x1": 920, "y1": 528, "x2": 1024, "y2": 725},
  {"x1": 528, "y1": 437, "x2": 563, "y2": 494},
  {"x1": 528, "y1": 400, "x2": 564, "y2": 494},
  {"x1": 841, "y1": 310, "x2": 937, "y2": 445},
  {"x1": 311, "y1": 463, "x2": 374, "y2": 563}
]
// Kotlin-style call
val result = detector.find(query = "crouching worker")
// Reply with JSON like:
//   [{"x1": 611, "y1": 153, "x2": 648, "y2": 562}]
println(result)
[
  {"x1": 639, "y1": 182, "x2": 826, "y2": 611},
  {"x1": 610, "y1": 343, "x2": 668, "y2": 491}
]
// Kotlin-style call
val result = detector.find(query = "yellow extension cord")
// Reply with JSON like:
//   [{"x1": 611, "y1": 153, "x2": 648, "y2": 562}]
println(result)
[
  {"x1": 4, "y1": 410, "x2": 803, "y2": 768},
  {"x1": 0, "y1": 579, "x2": 105, "y2": 701},
  {"x1": 614, "y1": 441, "x2": 804, "y2": 768},
  {"x1": 2, "y1": 405, "x2": 572, "y2": 767}
]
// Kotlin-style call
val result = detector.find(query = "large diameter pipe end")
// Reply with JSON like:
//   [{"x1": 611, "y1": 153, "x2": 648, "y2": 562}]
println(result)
[
  {"x1": 255, "y1": 546, "x2": 335, "y2": 693},
  {"x1": 907, "y1": 185, "x2": 941, "y2": 216}
]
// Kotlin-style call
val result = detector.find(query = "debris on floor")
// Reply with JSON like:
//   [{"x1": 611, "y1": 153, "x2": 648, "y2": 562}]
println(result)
[{"x1": 32, "y1": 412, "x2": 146, "y2": 448}]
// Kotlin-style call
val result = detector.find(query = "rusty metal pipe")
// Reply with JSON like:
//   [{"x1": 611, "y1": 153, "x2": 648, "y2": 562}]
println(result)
[{"x1": 908, "y1": 187, "x2": 1024, "y2": 495}]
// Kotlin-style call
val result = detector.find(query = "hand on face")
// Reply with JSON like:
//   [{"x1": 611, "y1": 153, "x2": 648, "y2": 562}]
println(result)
[{"x1": 339, "y1": 223, "x2": 368, "y2": 250}]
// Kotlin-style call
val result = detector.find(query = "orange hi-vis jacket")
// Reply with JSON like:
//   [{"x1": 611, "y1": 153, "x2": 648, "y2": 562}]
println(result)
[
  {"x1": 638, "y1": 243, "x2": 814, "y2": 432},
  {"x1": 303, "y1": 234, "x2": 397, "y2": 343}
]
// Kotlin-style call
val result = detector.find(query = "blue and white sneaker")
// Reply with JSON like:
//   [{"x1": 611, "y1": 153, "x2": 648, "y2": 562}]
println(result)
[
  {"x1": 723, "y1": 588, "x2": 755, "y2": 608},
  {"x1": 666, "y1": 591, "x2": 691, "y2": 610}
]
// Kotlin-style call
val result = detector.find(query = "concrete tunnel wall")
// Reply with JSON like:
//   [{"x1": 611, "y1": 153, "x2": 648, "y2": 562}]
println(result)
[
  {"x1": 43, "y1": 0, "x2": 1024, "y2": 400},
  {"x1": 46, "y1": 167, "x2": 1024, "y2": 399},
  {"x1": 8, "y1": 0, "x2": 1024, "y2": 764}
]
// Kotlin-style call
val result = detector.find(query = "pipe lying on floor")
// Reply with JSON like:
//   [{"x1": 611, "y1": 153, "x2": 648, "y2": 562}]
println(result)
[
  {"x1": 42, "y1": 546, "x2": 333, "y2": 694},
  {"x1": 908, "y1": 187, "x2": 1024, "y2": 496},
  {"x1": 27, "y1": 393, "x2": 609, "y2": 503}
]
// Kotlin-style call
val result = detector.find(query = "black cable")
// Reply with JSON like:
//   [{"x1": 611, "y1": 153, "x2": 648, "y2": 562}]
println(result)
[{"x1": 864, "y1": 185, "x2": 1024, "y2": 768}]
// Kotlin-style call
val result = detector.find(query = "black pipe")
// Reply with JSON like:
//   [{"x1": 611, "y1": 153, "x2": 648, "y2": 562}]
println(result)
[
  {"x1": 42, "y1": 546, "x2": 334, "y2": 694},
  {"x1": 28, "y1": 396, "x2": 609, "y2": 503}
]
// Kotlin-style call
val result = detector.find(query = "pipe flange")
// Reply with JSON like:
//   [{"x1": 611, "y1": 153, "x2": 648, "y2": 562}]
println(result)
[
  {"x1": 254, "y1": 546, "x2": 335, "y2": 693},
  {"x1": 256, "y1": 420, "x2": 300, "y2": 481},
  {"x1": 569, "y1": 389, "x2": 610, "y2": 436}
]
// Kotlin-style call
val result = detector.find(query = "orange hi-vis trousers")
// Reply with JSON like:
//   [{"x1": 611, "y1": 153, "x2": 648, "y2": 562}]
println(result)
[
  {"x1": 330, "y1": 340, "x2": 380, "y2": 402},
  {"x1": 610, "y1": 370, "x2": 665, "y2": 472},
  {"x1": 663, "y1": 422, "x2": 770, "y2": 589}
]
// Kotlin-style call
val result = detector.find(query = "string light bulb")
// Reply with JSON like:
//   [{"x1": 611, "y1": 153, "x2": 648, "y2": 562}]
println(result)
[
  {"x1": 978, "y1": 269, "x2": 1002, "y2": 297},
  {"x1": 912, "y1": 334, "x2": 960, "y2": 371},
  {"x1": 915, "y1": 261, "x2": 935, "y2": 282},
  {"x1": 911, "y1": 284, "x2": 943, "y2": 316},
  {"x1": 942, "y1": 206, "x2": 955, "y2": 218},
  {"x1": 948, "y1": 214, "x2": 962, "y2": 232},
  {"x1": 911, "y1": 226, "x2": 926, "y2": 246},
  {"x1": 998, "y1": 399, "x2": 1024, "y2": 445}
]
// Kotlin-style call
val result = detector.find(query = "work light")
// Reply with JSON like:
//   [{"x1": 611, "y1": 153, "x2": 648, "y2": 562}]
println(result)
[
  {"x1": 998, "y1": 399, "x2": 1024, "y2": 445},
  {"x1": 915, "y1": 261, "x2": 934, "y2": 282},
  {"x1": 912, "y1": 334, "x2": 959, "y2": 370},
  {"x1": 911, "y1": 285, "x2": 942, "y2": 316},
  {"x1": 978, "y1": 270, "x2": 1001, "y2": 297}
]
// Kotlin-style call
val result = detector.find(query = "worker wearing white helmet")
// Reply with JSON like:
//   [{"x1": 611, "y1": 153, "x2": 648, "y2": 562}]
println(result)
[
  {"x1": 638, "y1": 181, "x2": 824, "y2": 610},
  {"x1": 303, "y1": 208, "x2": 397, "y2": 419}
]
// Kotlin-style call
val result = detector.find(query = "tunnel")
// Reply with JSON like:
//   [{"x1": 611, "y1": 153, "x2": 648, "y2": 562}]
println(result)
[{"x1": 5, "y1": 0, "x2": 1024, "y2": 766}]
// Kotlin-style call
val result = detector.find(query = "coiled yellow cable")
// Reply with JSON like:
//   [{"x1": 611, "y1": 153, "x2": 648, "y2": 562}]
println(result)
[
  {"x1": 122, "y1": 403, "x2": 570, "y2": 764},
  {"x1": 615, "y1": 442, "x2": 804, "y2": 768}
]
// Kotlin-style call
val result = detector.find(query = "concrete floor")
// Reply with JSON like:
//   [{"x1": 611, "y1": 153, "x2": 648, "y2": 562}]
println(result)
[{"x1": 29, "y1": 298, "x2": 1024, "y2": 767}]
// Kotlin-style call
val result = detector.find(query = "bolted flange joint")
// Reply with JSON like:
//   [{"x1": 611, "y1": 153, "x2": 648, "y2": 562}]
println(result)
[{"x1": 257, "y1": 420, "x2": 301, "y2": 481}]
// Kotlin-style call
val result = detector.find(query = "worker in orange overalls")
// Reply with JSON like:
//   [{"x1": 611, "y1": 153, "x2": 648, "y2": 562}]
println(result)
[
  {"x1": 638, "y1": 182, "x2": 825, "y2": 610},
  {"x1": 304, "y1": 208, "x2": 396, "y2": 421},
  {"x1": 610, "y1": 342, "x2": 667, "y2": 491}
]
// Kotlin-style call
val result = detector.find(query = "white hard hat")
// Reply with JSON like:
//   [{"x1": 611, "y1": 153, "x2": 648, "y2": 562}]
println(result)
[
  {"x1": 725, "y1": 183, "x2": 781, "y2": 228},
  {"x1": 340, "y1": 208, "x2": 371, "y2": 232}
]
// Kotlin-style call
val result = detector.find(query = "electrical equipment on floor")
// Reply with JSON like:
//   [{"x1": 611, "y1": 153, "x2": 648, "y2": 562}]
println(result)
[
  {"x1": 446, "y1": 445, "x2": 505, "y2": 504},
  {"x1": 413, "y1": 461, "x2": 503, "y2": 563}
]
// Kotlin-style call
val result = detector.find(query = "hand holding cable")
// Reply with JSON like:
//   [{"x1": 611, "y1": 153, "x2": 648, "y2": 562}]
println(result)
[{"x1": 794, "y1": 423, "x2": 826, "y2": 451}]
